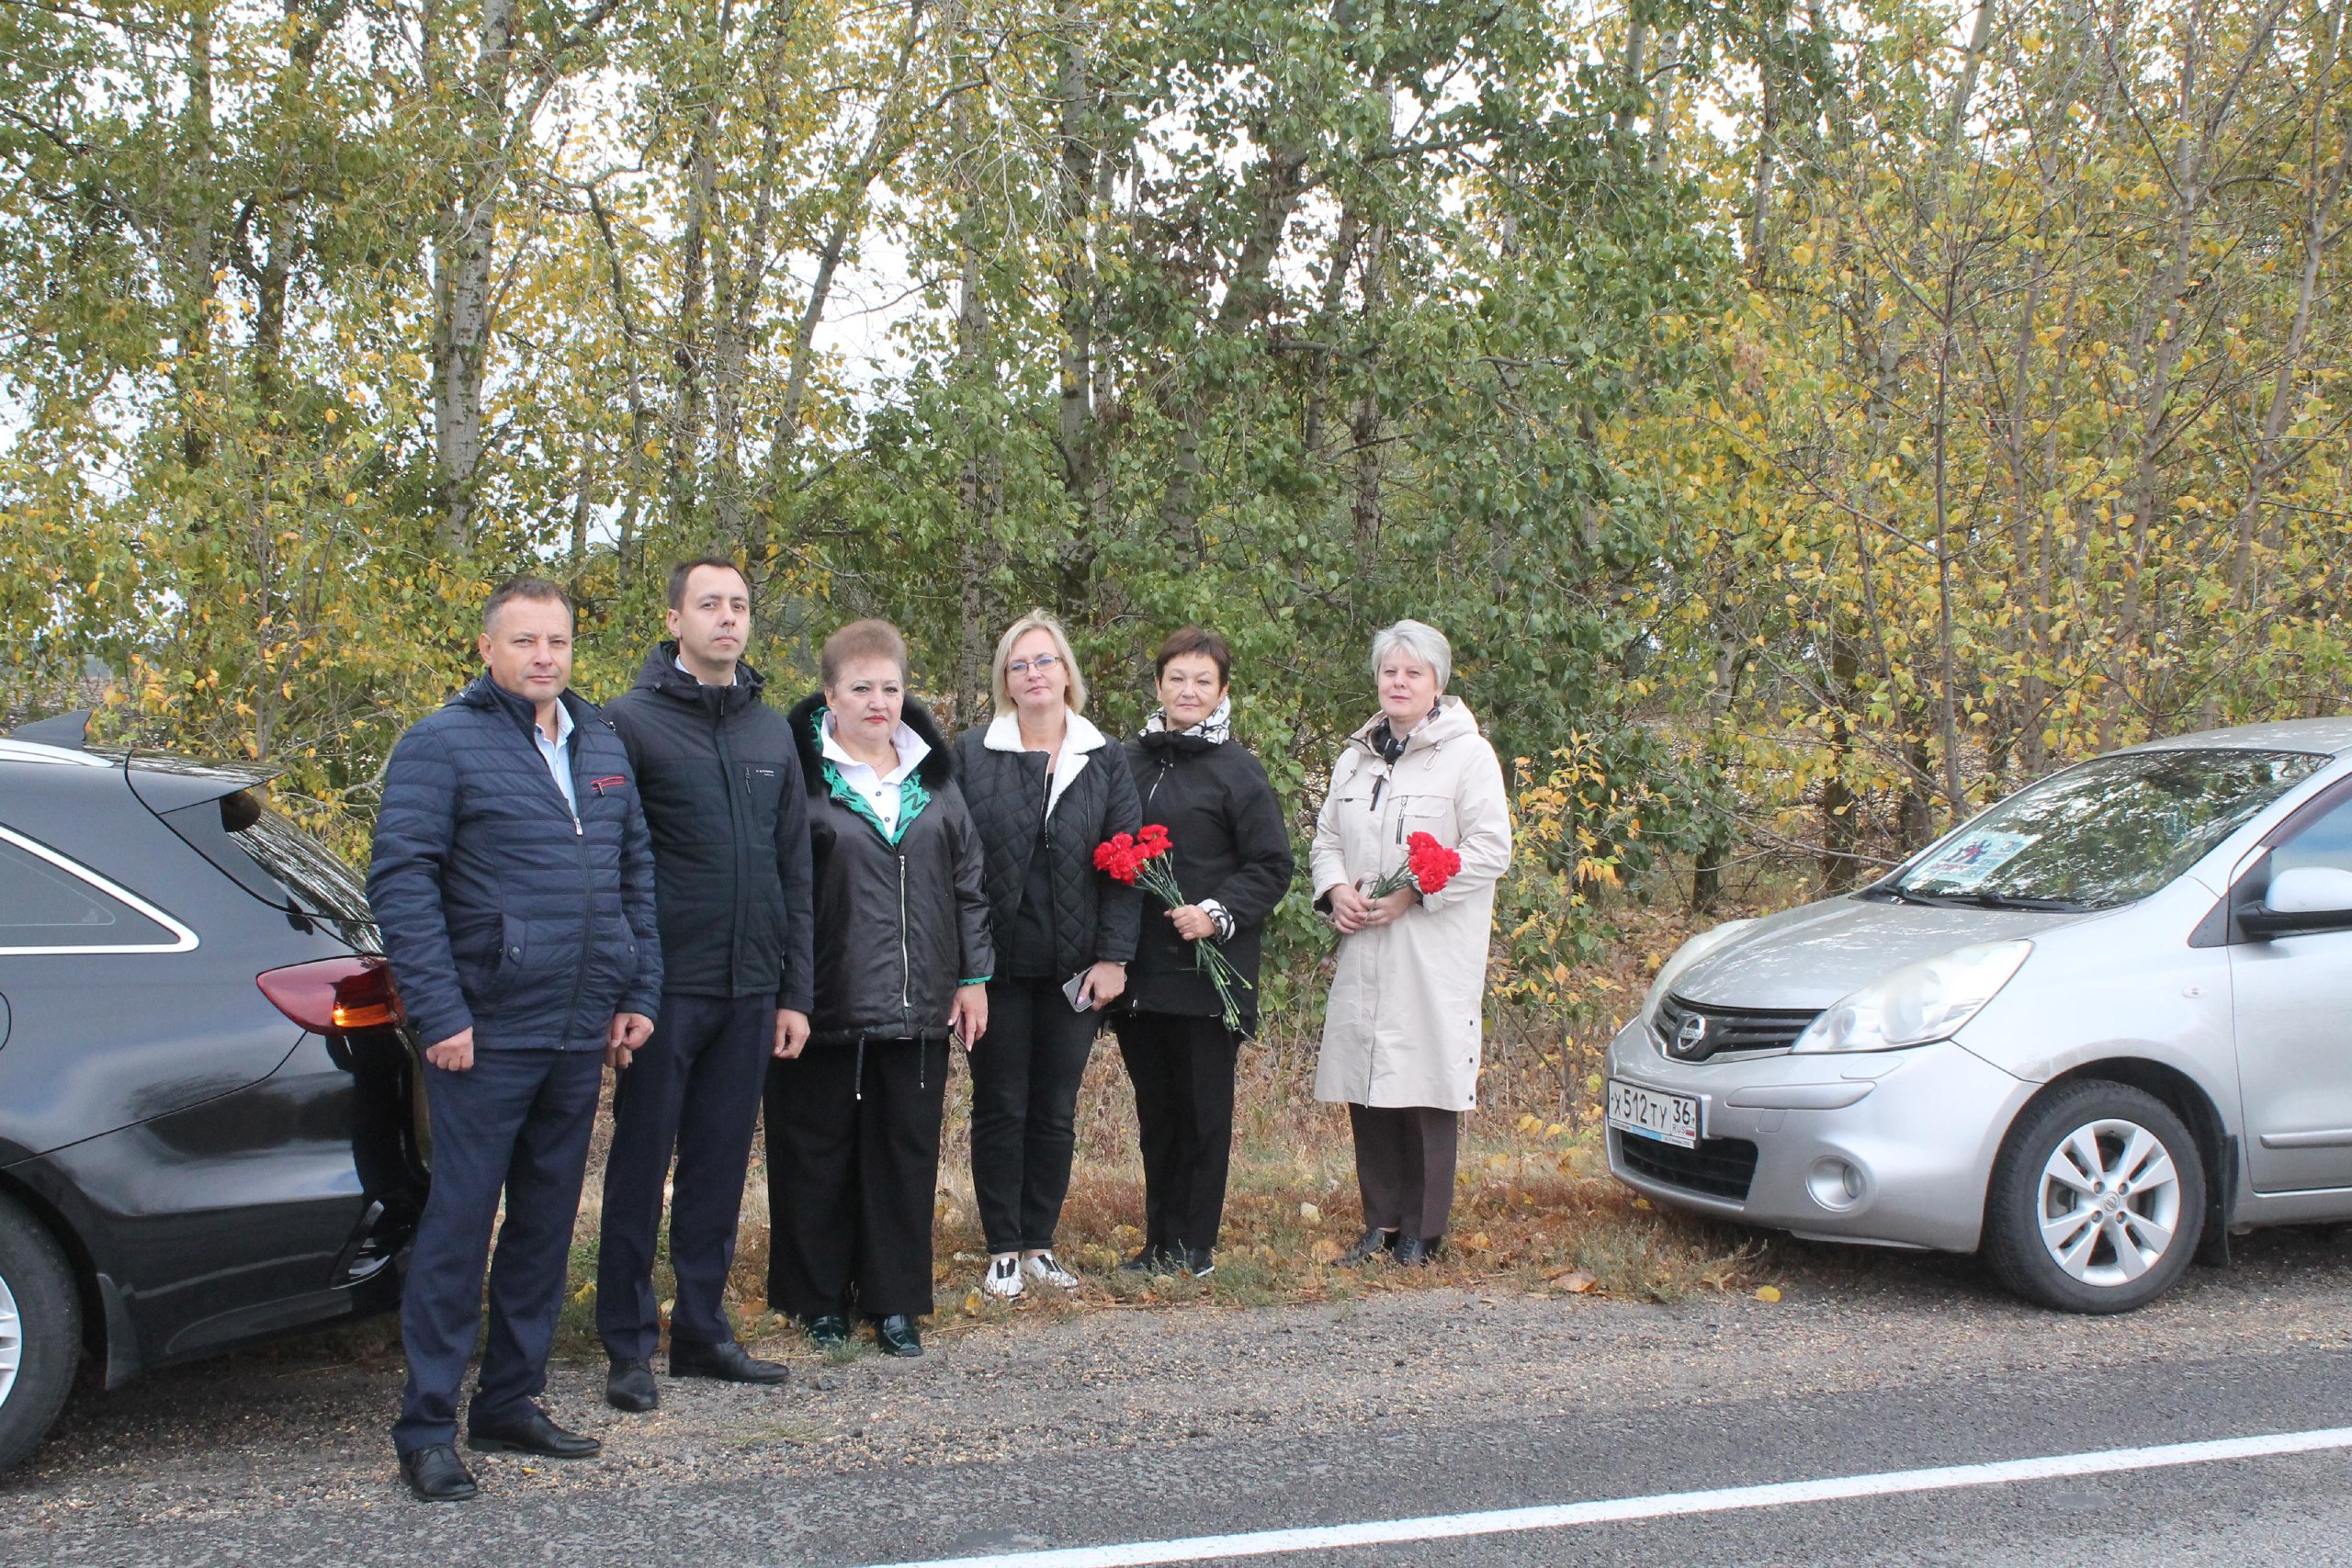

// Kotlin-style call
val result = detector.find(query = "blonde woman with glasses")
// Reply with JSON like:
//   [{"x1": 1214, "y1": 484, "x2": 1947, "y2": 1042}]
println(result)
[{"x1": 952, "y1": 612, "x2": 1142, "y2": 1299}]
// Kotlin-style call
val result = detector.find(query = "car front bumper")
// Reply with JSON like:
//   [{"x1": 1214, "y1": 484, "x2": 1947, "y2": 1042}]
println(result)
[{"x1": 1602, "y1": 1018, "x2": 2034, "y2": 1253}]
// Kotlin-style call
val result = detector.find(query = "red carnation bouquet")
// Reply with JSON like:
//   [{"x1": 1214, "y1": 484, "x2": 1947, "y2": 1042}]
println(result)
[
  {"x1": 1095, "y1": 825, "x2": 1252, "y2": 1032},
  {"x1": 1365, "y1": 830, "x2": 1462, "y2": 900}
]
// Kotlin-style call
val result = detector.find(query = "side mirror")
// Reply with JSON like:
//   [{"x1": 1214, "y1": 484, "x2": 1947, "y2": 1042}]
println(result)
[{"x1": 2242, "y1": 865, "x2": 2352, "y2": 938}]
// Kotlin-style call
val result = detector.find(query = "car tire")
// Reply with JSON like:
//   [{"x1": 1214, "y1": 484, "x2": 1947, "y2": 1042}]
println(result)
[
  {"x1": 1984, "y1": 1080, "x2": 2206, "y2": 1314},
  {"x1": 0, "y1": 1191, "x2": 82, "y2": 1473}
]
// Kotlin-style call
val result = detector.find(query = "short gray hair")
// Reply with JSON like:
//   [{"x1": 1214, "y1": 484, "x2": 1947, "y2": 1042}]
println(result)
[{"x1": 1370, "y1": 619, "x2": 1452, "y2": 692}]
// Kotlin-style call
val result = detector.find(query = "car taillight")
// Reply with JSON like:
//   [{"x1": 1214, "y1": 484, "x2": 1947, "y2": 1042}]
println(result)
[{"x1": 256, "y1": 955, "x2": 404, "y2": 1033}]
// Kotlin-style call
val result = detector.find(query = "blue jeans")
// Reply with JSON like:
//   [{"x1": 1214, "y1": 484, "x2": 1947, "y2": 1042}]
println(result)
[{"x1": 392, "y1": 1047, "x2": 601, "y2": 1456}]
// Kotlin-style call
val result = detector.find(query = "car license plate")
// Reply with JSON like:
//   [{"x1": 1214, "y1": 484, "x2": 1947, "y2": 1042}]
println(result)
[{"x1": 1608, "y1": 1079, "x2": 1701, "y2": 1148}]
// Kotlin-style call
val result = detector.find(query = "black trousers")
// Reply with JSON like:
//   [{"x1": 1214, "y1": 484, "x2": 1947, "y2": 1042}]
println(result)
[
  {"x1": 967, "y1": 976, "x2": 1101, "y2": 1254},
  {"x1": 596, "y1": 992, "x2": 772, "y2": 1361},
  {"x1": 393, "y1": 1047, "x2": 601, "y2": 1456},
  {"x1": 1114, "y1": 1011, "x2": 1240, "y2": 1257},
  {"x1": 1348, "y1": 1103, "x2": 1460, "y2": 1242},
  {"x1": 763, "y1": 1036, "x2": 948, "y2": 1320}
]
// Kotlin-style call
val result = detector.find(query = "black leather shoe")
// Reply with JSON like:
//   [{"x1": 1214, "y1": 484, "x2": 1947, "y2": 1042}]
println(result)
[
  {"x1": 606, "y1": 1358, "x2": 659, "y2": 1412},
  {"x1": 467, "y1": 1407, "x2": 603, "y2": 1460},
  {"x1": 1394, "y1": 1234, "x2": 1442, "y2": 1267},
  {"x1": 871, "y1": 1314, "x2": 923, "y2": 1358},
  {"x1": 1182, "y1": 1247, "x2": 1216, "y2": 1278},
  {"x1": 400, "y1": 1443, "x2": 478, "y2": 1502},
  {"x1": 671, "y1": 1338, "x2": 789, "y2": 1385},
  {"x1": 1339, "y1": 1227, "x2": 1397, "y2": 1266},
  {"x1": 804, "y1": 1314, "x2": 852, "y2": 1348},
  {"x1": 1117, "y1": 1246, "x2": 1172, "y2": 1274}
]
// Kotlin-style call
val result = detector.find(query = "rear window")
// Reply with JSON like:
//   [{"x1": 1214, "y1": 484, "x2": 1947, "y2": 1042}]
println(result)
[{"x1": 158, "y1": 789, "x2": 376, "y2": 927}]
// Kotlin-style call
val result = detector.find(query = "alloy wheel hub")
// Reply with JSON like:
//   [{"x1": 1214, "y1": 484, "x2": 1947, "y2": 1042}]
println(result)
[
  {"x1": 0, "y1": 1269, "x2": 20, "y2": 1409},
  {"x1": 2036, "y1": 1117, "x2": 2183, "y2": 1289}
]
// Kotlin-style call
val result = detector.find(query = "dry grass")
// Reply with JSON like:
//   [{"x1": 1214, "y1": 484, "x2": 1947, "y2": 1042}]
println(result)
[{"x1": 562, "y1": 889, "x2": 1774, "y2": 1354}]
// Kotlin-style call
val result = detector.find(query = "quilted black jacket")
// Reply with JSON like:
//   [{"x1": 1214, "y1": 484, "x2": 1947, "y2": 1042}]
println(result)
[
  {"x1": 603, "y1": 643, "x2": 814, "y2": 1010},
  {"x1": 368, "y1": 675, "x2": 662, "y2": 1051},
  {"x1": 952, "y1": 715, "x2": 1142, "y2": 977},
  {"x1": 786, "y1": 693, "x2": 994, "y2": 1044},
  {"x1": 1119, "y1": 727, "x2": 1295, "y2": 1026}
]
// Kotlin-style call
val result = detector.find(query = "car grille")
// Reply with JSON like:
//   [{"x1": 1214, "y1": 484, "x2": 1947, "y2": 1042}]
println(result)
[
  {"x1": 1654, "y1": 994, "x2": 1822, "y2": 1061},
  {"x1": 1618, "y1": 1133, "x2": 1761, "y2": 1201}
]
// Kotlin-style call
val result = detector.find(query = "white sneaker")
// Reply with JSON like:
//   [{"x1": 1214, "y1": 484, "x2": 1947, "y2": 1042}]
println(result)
[
  {"x1": 981, "y1": 1254, "x2": 1024, "y2": 1299},
  {"x1": 1022, "y1": 1251, "x2": 1081, "y2": 1291}
]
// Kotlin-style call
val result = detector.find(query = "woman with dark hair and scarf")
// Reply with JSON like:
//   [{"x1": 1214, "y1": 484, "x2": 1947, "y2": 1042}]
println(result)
[{"x1": 1110, "y1": 628, "x2": 1295, "y2": 1276}]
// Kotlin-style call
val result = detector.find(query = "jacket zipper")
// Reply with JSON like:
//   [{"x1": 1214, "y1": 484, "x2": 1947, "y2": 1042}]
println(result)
[
  {"x1": 713, "y1": 696, "x2": 748, "y2": 994},
  {"x1": 565, "y1": 776, "x2": 592, "y2": 1048},
  {"x1": 897, "y1": 852, "x2": 911, "y2": 1021},
  {"x1": 521, "y1": 696, "x2": 594, "y2": 1046}
]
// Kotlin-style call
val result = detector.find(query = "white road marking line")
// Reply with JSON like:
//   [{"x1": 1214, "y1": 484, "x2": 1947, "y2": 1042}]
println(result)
[{"x1": 859, "y1": 1425, "x2": 2352, "y2": 1568}]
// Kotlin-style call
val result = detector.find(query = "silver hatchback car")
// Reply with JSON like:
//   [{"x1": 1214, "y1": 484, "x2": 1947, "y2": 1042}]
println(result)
[{"x1": 1606, "y1": 718, "x2": 2352, "y2": 1313}]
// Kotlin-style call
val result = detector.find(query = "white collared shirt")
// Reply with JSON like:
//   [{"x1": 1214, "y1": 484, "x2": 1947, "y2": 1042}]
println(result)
[
  {"x1": 532, "y1": 701, "x2": 579, "y2": 817},
  {"x1": 821, "y1": 712, "x2": 929, "y2": 836}
]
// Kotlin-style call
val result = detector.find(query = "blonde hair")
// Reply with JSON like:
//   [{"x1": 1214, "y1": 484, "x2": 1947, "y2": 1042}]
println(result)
[
  {"x1": 990, "y1": 610, "x2": 1089, "y2": 716},
  {"x1": 820, "y1": 618, "x2": 910, "y2": 688}
]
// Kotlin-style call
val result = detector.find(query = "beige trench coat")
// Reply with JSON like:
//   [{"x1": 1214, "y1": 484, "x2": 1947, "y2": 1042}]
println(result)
[{"x1": 1310, "y1": 698, "x2": 1513, "y2": 1111}]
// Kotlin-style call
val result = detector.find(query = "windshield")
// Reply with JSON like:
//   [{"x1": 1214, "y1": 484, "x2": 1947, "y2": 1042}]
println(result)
[{"x1": 1882, "y1": 749, "x2": 2327, "y2": 910}]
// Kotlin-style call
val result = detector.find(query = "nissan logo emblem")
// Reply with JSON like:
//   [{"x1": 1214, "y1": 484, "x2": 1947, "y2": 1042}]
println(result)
[{"x1": 1674, "y1": 1012, "x2": 1710, "y2": 1055}]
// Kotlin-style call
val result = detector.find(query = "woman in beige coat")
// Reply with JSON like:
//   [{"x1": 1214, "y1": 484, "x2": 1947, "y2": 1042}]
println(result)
[{"x1": 1311, "y1": 619, "x2": 1512, "y2": 1266}]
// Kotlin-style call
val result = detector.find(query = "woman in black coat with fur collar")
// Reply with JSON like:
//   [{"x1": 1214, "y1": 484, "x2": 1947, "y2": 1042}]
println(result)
[
  {"x1": 763, "y1": 620, "x2": 993, "y2": 1359},
  {"x1": 1111, "y1": 628, "x2": 1295, "y2": 1275}
]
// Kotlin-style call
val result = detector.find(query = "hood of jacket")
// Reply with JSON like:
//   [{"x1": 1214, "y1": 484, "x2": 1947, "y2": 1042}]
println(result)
[
  {"x1": 630, "y1": 639, "x2": 766, "y2": 716},
  {"x1": 787, "y1": 690, "x2": 956, "y2": 793},
  {"x1": 1346, "y1": 694, "x2": 1480, "y2": 760}
]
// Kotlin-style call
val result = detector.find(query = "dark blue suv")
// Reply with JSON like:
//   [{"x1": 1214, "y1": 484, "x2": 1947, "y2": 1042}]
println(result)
[{"x1": 0, "y1": 722, "x2": 426, "y2": 1471}]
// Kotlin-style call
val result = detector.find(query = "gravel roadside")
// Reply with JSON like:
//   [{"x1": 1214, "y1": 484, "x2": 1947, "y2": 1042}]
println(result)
[{"x1": 8, "y1": 1224, "x2": 2352, "y2": 1559}]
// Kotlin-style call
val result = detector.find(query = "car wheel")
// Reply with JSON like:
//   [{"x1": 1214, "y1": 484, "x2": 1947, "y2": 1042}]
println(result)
[
  {"x1": 1984, "y1": 1080, "x2": 2206, "y2": 1314},
  {"x1": 0, "y1": 1192, "x2": 81, "y2": 1472}
]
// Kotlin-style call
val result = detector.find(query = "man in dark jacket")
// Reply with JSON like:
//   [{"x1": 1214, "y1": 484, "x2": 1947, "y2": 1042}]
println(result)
[
  {"x1": 595, "y1": 558, "x2": 813, "y2": 1412},
  {"x1": 368, "y1": 577, "x2": 661, "y2": 1503}
]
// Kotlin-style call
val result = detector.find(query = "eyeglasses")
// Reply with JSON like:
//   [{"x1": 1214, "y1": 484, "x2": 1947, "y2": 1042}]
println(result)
[{"x1": 1008, "y1": 654, "x2": 1063, "y2": 676}]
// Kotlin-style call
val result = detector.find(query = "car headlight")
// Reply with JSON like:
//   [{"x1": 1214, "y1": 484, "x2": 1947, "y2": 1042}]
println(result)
[
  {"x1": 1642, "y1": 919, "x2": 1758, "y2": 1025},
  {"x1": 1792, "y1": 939, "x2": 2033, "y2": 1054}
]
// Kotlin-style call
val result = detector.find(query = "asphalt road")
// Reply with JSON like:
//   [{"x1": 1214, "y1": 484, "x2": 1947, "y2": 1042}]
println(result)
[{"x1": 9, "y1": 1228, "x2": 2352, "y2": 1567}]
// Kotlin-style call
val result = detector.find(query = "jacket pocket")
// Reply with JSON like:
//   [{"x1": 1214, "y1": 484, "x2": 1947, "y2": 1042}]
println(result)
[
  {"x1": 592, "y1": 913, "x2": 641, "y2": 1006},
  {"x1": 1395, "y1": 793, "x2": 1457, "y2": 843},
  {"x1": 741, "y1": 761, "x2": 785, "y2": 830},
  {"x1": 462, "y1": 914, "x2": 529, "y2": 1012}
]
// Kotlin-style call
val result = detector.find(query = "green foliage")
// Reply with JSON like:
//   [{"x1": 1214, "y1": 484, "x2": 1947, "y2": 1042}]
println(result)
[{"x1": 4, "y1": 0, "x2": 2345, "y2": 960}]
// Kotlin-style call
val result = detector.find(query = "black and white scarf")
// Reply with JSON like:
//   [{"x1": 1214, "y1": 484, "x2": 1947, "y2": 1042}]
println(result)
[{"x1": 1143, "y1": 694, "x2": 1232, "y2": 745}]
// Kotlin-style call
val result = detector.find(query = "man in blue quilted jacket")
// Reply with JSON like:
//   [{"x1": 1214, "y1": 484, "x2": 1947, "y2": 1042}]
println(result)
[{"x1": 368, "y1": 576, "x2": 662, "y2": 1503}]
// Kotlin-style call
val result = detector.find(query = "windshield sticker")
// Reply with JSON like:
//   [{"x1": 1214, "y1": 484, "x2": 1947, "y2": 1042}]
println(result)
[{"x1": 1914, "y1": 829, "x2": 2039, "y2": 890}]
